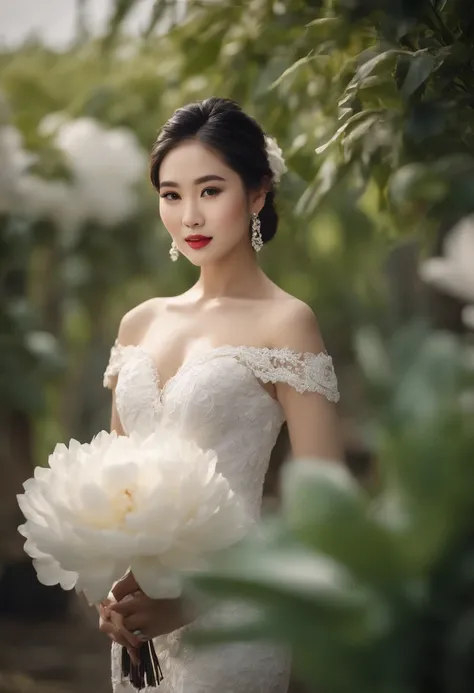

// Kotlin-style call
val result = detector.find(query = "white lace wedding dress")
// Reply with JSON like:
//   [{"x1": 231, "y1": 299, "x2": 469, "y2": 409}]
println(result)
[{"x1": 103, "y1": 341, "x2": 340, "y2": 693}]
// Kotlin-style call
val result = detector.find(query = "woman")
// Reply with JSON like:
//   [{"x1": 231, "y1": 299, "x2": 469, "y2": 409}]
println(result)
[{"x1": 99, "y1": 97, "x2": 342, "y2": 692}]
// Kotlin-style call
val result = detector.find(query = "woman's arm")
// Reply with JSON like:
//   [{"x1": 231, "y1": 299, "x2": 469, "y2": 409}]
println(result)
[
  {"x1": 103, "y1": 303, "x2": 195, "y2": 637},
  {"x1": 98, "y1": 309, "x2": 150, "y2": 654},
  {"x1": 272, "y1": 301, "x2": 344, "y2": 463}
]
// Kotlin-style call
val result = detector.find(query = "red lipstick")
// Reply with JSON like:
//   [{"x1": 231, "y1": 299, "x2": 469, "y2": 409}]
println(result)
[{"x1": 185, "y1": 235, "x2": 212, "y2": 249}]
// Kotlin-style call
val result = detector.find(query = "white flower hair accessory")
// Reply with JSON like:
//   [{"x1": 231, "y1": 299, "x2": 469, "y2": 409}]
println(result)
[{"x1": 265, "y1": 135, "x2": 287, "y2": 184}]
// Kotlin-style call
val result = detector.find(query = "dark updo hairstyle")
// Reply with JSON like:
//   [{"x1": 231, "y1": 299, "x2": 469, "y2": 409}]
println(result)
[{"x1": 150, "y1": 97, "x2": 278, "y2": 245}]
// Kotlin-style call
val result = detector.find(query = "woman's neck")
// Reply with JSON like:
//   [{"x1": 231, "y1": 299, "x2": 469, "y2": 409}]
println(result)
[{"x1": 194, "y1": 243, "x2": 267, "y2": 299}]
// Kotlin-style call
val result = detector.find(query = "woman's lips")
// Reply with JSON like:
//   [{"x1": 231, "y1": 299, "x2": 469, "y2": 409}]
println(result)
[{"x1": 185, "y1": 236, "x2": 212, "y2": 249}]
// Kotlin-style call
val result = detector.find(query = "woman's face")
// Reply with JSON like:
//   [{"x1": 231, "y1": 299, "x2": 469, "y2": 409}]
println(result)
[{"x1": 158, "y1": 139, "x2": 264, "y2": 266}]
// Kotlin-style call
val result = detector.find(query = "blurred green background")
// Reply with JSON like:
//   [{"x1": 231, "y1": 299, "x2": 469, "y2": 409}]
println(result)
[{"x1": 1, "y1": 1, "x2": 474, "y2": 692}]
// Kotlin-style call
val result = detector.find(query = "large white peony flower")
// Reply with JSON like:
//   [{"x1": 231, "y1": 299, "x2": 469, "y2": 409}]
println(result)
[{"x1": 17, "y1": 429, "x2": 251, "y2": 604}]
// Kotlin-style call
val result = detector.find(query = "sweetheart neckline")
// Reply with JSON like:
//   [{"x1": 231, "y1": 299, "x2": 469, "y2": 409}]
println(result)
[{"x1": 121, "y1": 343, "x2": 284, "y2": 406}]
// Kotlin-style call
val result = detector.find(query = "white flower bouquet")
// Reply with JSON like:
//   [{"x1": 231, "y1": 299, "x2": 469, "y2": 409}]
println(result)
[{"x1": 17, "y1": 428, "x2": 251, "y2": 689}]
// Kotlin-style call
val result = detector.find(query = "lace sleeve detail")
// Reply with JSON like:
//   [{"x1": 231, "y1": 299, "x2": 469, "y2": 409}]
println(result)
[
  {"x1": 237, "y1": 347, "x2": 340, "y2": 403},
  {"x1": 103, "y1": 339, "x2": 125, "y2": 388}
]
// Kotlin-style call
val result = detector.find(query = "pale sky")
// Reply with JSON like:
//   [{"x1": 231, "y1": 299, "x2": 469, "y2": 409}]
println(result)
[{"x1": 0, "y1": 0, "x2": 162, "y2": 48}]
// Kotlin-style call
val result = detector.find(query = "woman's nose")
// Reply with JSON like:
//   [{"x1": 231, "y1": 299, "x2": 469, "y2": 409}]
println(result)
[{"x1": 182, "y1": 201, "x2": 204, "y2": 228}]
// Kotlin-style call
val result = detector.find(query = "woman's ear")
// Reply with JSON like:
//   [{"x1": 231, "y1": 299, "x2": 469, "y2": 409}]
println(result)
[{"x1": 250, "y1": 186, "x2": 267, "y2": 215}]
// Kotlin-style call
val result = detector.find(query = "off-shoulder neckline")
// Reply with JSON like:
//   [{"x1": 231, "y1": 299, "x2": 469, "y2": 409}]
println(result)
[{"x1": 110, "y1": 340, "x2": 334, "y2": 404}]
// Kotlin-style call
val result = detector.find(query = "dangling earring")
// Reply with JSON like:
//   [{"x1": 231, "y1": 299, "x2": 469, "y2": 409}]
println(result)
[
  {"x1": 169, "y1": 240, "x2": 179, "y2": 262},
  {"x1": 251, "y1": 212, "x2": 263, "y2": 252}
]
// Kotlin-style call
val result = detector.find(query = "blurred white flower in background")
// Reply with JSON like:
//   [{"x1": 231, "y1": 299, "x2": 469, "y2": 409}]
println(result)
[
  {"x1": 419, "y1": 215, "x2": 474, "y2": 330},
  {"x1": 20, "y1": 175, "x2": 84, "y2": 232},
  {"x1": 54, "y1": 117, "x2": 148, "y2": 227},
  {"x1": 38, "y1": 112, "x2": 70, "y2": 137},
  {"x1": 0, "y1": 114, "x2": 148, "y2": 232}
]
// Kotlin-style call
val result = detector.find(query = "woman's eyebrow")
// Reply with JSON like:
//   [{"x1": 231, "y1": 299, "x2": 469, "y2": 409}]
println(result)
[{"x1": 159, "y1": 174, "x2": 226, "y2": 189}]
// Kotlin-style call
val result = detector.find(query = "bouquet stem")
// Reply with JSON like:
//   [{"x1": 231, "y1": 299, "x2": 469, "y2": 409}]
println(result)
[{"x1": 121, "y1": 641, "x2": 164, "y2": 690}]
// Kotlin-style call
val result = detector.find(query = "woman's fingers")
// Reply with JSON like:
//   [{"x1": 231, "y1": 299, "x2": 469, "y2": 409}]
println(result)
[
  {"x1": 100, "y1": 587, "x2": 148, "y2": 647},
  {"x1": 98, "y1": 602, "x2": 111, "y2": 621},
  {"x1": 99, "y1": 617, "x2": 129, "y2": 647},
  {"x1": 123, "y1": 614, "x2": 149, "y2": 636},
  {"x1": 109, "y1": 595, "x2": 150, "y2": 640},
  {"x1": 112, "y1": 572, "x2": 140, "y2": 602},
  {"x1": 99, "y1": 617, "x2": 141, "y2": 666},
  {"x1": 109, "y1": 594, "x2": 144, "y2": 617},
  {"x1": 109, "y1": 609, "x2": 142, "y2": 648}
]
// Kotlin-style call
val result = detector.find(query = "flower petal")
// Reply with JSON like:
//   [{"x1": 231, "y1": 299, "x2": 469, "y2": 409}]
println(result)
[{"x1": 131, "y1": 557, "x2": 183, "y2": 599}]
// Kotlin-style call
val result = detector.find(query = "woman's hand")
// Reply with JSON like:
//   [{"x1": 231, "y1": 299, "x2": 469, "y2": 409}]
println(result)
[
  {"x1": 108, "y1": 591, "x2": 189, "y2": 640},
  {"x1": 98, "y1": 593, "x2": 142, "y2": 666},
  {"x1": 111, "y1": 570, "x2": 141, "y2": 601}
]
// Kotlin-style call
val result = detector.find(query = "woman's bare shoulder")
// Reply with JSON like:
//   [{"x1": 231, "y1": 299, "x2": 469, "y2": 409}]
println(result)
[
  {"x1": 264, "y1": 284, "x2": 312, "y2": 320},
  {"x1": 265, "y1": 291, "x2": 325, "y2": 353},
  {"x1": 116, "y1": 297, "x2": 163, "y2": 346}
]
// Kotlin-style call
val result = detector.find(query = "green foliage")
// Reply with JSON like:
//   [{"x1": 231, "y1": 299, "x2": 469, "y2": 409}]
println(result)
[
  {"x1": 0, "y1": 0, "x2": 389, "y2": 443},
  {"x1": 0, "y1": 1, "x2": 473, "y2": 687},
  {"x1": 2, "y1": 5, "x2": 474, "y2": 678},
  {"x1": 186, "y1": 325, "x2": 474, "y2": 693},
  {"x1": 0, "y1": 215, "x2": 63, "y2": 414}
]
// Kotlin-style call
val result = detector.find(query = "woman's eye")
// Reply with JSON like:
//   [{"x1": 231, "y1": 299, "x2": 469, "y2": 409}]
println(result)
[
  {"x1": 160, "y1": 192, "x2": 179, "y2": 201},
  {"x1": 202, "y1": 187, "x2": 221, "y2": 197}
]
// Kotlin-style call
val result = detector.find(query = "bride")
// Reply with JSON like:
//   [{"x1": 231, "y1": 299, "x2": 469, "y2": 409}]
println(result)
[{"x1": 99, "y1": 96, "x2": 342, "y2": 692}]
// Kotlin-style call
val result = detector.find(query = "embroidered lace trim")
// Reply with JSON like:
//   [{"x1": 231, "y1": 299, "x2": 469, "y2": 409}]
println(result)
[{"x1": 103, "y1": 341, "x2": 339, "y2": 403}]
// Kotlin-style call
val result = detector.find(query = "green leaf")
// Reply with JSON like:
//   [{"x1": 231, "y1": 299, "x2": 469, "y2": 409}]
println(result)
[
  {"x1": 185, "y1": 585, "x2": 389, "y2": 693},
  {"x1": 101, "y1": 0, "x2": 140, "y2": 51},
  {"x1": 348, "y1": 50, "x2": 412, "y2": 91},
  {"x1": 305, "y1": 17, "x2": 341, "y2": 30},
  {"x1": 270, "y1": 52, "x2": 319, "y2": 90},
  {"x1": 191, "y1": 550, "x2": 355, "y2": 607},
  {"x1": 342, "y1": 114, "x2": 379, "y2": 159},
  {"x1": 354, "y1": 327, "x2": 392, "y2": 390},
  {"x1": 316, "y1": 110, "x2": 383, "y2": 154},
  {"x1": 280, "y1": 459, "x2": 406, "y2": 582},
  {"x1": 305, "y1": 17, "x2": 342, "y2": 37},
  {"x1": 388, "y1": 163, "x2": 446, "y2": 208},
  {"x1": 188, "y1": 543, "x2": 388, "y2": 644},
  {"x1": 401, "y1": 52, "x2": 436, "y2": 98},
  {"x1": 390, "y1": 330, "x2": 468, "y2": 429}
]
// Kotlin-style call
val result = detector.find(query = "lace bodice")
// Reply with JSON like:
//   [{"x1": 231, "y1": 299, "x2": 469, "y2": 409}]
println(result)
[{"x1": 104, "y1": 341, "x2": 339, "y2": 520}]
